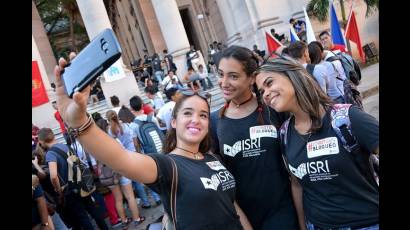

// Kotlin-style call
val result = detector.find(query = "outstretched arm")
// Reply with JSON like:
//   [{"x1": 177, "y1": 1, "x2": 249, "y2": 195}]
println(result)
[{"x1": 54, "y1": 54, "x2": 158, "y2": 184}]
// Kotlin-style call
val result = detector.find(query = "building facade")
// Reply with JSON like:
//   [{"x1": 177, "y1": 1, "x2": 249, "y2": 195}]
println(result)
[{"x1": 106, "y1": 0, "x2": 378, "y2": 68}]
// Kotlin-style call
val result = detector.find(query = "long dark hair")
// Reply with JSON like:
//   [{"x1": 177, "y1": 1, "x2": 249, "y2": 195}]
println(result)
[
  {"x1": 218, "y1": 45, "x2": 265, "y2": 124},
  {"x1": 163, "y1": 94, "x2": 212, "y2": 154},
  {"x1": 254, "y1": 57, "x2": 334, "y2": 132}
]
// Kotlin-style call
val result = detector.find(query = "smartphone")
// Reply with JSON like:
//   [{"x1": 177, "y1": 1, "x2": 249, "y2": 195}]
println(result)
[{"x1": 62, "y1": 28, "x2": 122, "y2": 97}]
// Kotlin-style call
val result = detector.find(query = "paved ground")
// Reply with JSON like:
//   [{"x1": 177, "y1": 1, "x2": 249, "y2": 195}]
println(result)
[{"x1": 359, "y1": 63, "x2": 379, "y2": 120}]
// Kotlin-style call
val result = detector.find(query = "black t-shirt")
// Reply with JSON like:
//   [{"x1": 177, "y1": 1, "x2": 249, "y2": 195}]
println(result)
[
  {"x1": 152, "y1": 59, "x2": 162, "y2": 72},
  {"x1": 147, "y1": 153, "x2": 242, "y2": 230},
  {"x1": 211, "y1": 106, "x2": 298, "y2": 229},
  {"x1": 284, "y1": 106, "x2": 379, "y2": 229}
]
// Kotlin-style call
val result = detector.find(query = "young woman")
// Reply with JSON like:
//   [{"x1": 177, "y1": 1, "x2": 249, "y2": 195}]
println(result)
[
  {"x1": 104, "y1": 110, "x2": 146, "y2": 229},
  {"x1": 254, "y1": 57, "x2": 379, "y2": 230},
  {"x1": 54, "y1": 54, "x2": 252, "y2": 230},
  {"x1": 116, "y1": 106, "x2": 163, "y2": 208},
  {"x1": 210, "y1": 46, "x2": 299, "y2": 229}
]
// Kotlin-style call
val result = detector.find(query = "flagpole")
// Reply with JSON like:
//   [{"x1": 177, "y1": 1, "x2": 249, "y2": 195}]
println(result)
[{"x1": 338, "y1": 0, "x2": 352, "y2": 53}]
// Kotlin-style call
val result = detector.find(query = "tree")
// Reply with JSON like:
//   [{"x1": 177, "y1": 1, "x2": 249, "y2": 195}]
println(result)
[
  {"x1": 34, "y1": 0, "x2": 88, "y2": 57},
  {"x1": 307, "y1": 0, "x2": 379, "y2": 24}
]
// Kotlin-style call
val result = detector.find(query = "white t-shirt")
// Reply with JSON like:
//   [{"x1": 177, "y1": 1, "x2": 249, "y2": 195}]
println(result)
[
  {"x1": 71, "y1": 141, "x2": 97, "y2": 167},
  {"x1": 198, "y1": 70, "x2": 208, "y2": 80},
  {"x1": 324, "y1": 51, "x2": 347, "y2": 80},
  {"x1": 156, "y1": 101, "x2": 176, "y2": 130},
  {"x1": 324, "y1": 51, "x2": 347, "y2": 98},
  {"x1": 112, "y1": 106, "x2": 121, "y2": 115},
  {"x1": 162, "y1": 75, "x2": 180, "y2": 90}
]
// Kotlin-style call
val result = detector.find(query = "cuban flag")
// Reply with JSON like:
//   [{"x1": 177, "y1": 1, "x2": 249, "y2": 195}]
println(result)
[
  {"x1": 290, "y1": 26, "x2": 300, "y2": 43},
  {"x1": 330, "y1": 0, "x2": 346, "y2": 48}
]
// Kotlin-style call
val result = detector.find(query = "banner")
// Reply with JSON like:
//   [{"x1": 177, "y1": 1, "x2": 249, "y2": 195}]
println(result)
[
  {"x1": 103, "y1": 60, "x2": 126, "y2": 82},
  {"x1": 32, "y1": 60, "x2": 49, "y2": 107}
]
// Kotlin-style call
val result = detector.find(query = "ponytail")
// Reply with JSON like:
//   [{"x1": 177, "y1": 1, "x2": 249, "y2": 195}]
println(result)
[{"x1": 106, "y1": 110, "x2": 123, "y2": 137}]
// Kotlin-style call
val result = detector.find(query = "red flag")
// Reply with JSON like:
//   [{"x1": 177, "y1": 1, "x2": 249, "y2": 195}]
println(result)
[
  {"x1": 265, "y1": 32, "x2": 282, "y2": 58},
  {"x1": 345, "y1": 10, "x2": 365, "y2": 63},
  {"x1": 32, "y1": 60, "x2": 49, "y2": 107}
]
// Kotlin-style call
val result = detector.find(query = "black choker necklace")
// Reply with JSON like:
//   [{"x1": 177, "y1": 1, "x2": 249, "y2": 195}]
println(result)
[
  {"x1": 231, "y1": 94, "x2": 253, "y2": 108},
  {"x1": 176, "y1": 147, "x2": 201, "y2": 160}
]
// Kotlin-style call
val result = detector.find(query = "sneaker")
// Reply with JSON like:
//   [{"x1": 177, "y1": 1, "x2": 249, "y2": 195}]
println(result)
[
  {"x1": 121, "y1": 217, "x2": 132, "y2": 230},
  {"x1": 134, "y1": 216, "x2": 146, "y2": 227},
  {"x1": 111, "y1": 220, "x2": 122, "y2": 228}
]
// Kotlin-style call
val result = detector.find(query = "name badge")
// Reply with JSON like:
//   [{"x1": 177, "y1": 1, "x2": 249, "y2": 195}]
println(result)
[
  {"x1": 206, "y1": 161, "x2": 226, "y2": 171},
  {"x1": 250, "y1": 125, "x2": 277, "y2": 139},
  {"x1": 307, "y1": 137, "x2": 339, "y2": 158}
]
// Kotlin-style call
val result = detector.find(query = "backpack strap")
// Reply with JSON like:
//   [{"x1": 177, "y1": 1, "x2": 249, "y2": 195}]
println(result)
[
  {"x1": 306, "y1": 64, "x2": 315, "y2": 77},
  {"x1": 147, "y1": 114, "x2": 153, "y2": 123},
  {"x1": 49, "y1": 146, "x2": 69, "y2": 160},
  {"x1": 48, "y1": 145, "x2": 72, "y2": 186},
  {"x1": 168, "y1": 156, "x2": 178, "y2": 229}
]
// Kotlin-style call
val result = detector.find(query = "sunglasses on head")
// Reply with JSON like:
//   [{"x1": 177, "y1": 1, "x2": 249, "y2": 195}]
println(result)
[{"x1": 178, "y1": 88, "x2": 212, "y2": 105}]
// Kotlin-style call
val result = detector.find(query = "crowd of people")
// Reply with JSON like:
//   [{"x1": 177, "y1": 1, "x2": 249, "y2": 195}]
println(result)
[{"x1": 32, "y1": 24, "x2": 378, "y2": 230}]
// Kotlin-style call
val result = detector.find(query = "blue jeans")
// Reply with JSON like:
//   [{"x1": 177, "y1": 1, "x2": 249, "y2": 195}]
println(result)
[
  {"x1": 154, "y1": 71, "x2": 164, "y2": 83},
  {"x1": 51, "y1": 213, "x2": 69, "y2": 230},
  {"x1": 306, "y1": 221, "x2": 379, "y2": 230},
  {"x1": 133, "y1": 181, "x2": 161, "y2": 205}
]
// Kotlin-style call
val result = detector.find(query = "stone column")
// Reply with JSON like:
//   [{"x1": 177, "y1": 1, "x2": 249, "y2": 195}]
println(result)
[
  {"x1": 76, "y1": 0, "x2": 141, "y2": 107},
  {"x1": 151, "y1": 0, "x2": 191, "y2": 77},
  {"x1": 137, "y1": 0, "x2": 167, "y2": 54},
  {"x1": 32, "y1": 1, "x2": 57, "y2": 84},
  {"x1": 216, "y1": 0, "x2": 242, "y2": 45},
  {"x1": 228, "y1": 0, "x2": 257, "y2": 48},
  {"x1": 32, "y1": 35, "x2": 58, "y2": 129}
]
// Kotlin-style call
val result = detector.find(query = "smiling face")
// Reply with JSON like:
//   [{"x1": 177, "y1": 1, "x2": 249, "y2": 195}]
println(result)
[
  {"x1": 171, "y1": 95, "x2": 209, "y2": 146},
  {"x1": 217, "y1": 57, "x2": 254, "y2": 102},
  {"x1": 255, "y1": 71, "x2": 297, "y2": 112}
]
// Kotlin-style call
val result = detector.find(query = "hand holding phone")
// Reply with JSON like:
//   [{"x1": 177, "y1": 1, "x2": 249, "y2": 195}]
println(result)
[
  {"x1": 61, "y1": 28, "x2": 122, "y2": 98},
  {"x1": 55, "y1": 28, "x2": 122, "y2": 129}
]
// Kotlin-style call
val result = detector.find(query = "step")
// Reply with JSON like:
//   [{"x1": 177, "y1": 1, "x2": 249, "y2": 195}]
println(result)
[{"x1": 53, "y1": 73, "x2": 224, "y2": 144}]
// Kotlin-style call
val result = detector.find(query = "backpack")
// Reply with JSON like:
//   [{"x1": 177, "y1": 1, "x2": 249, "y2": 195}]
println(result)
[
  {"x1": 279, "y1": 104, "x2": 379, "y2": 187},
  {"x1": 326, "y1": 51, "x2": 361, "y2": 86},
  {"x1": 49, "y1": 145, "x2": 96, "y2": 197},
  {"x1": 328, "y1": 62, "x2": 364, "y2": 110},
  {"x1": 98, "y1": 163, "x2": 120, "y2": 187},
  {"x1": 134, "y1": 115, "x2": 165, "y2": 154}
]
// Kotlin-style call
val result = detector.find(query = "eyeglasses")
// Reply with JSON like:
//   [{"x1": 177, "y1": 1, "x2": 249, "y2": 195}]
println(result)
[{"x1": 178, "y1": 88, "x2": 212, "y2": 106}]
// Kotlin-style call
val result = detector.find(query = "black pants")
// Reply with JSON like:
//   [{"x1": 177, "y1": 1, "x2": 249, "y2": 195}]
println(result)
[{"x1": 58, "y1": 192, "x2": 108, "y2": 230}]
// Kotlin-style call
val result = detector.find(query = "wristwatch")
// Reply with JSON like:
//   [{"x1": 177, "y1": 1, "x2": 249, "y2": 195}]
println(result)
[{"x1": 40, "y1": 222, "x2": 49, "y2": 227}]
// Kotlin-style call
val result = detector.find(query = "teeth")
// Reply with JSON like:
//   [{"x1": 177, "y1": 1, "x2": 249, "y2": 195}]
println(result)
[{"x1": 188, "y1": 127, "x2": 199, "y2": 132}]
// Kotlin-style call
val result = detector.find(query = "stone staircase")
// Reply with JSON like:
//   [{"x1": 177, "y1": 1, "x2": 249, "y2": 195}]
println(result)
[{"x1": 53, "y1": 73, "x2": 225, "y2": 144}]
